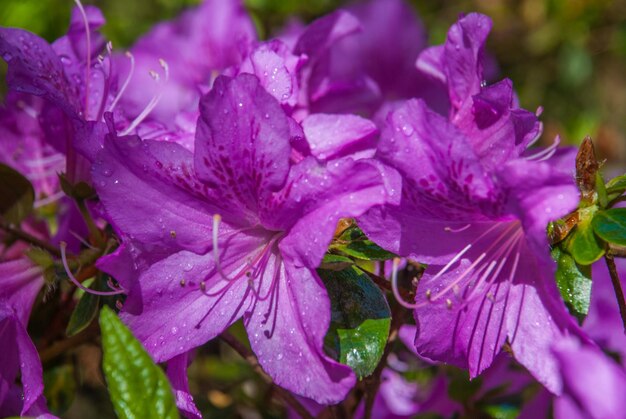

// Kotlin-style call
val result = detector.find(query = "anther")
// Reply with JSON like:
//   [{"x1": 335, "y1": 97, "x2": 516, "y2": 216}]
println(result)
[
  {"x1": 180, "y1": 279, "x2": 186, "y2": 287},
  {"x1": 446, "y1": 299, "x2": 453, "y2": 309}
]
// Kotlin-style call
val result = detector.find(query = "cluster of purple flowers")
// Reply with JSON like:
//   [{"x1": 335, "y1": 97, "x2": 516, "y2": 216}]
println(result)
[{"x1": 1, "y1": 0, "x2": 624, "y2": 418}]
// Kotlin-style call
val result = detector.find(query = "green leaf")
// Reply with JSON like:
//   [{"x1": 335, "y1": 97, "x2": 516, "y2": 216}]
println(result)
[
  {"x1": 67, "y1": 290, "x2": 100, "y2": 337},
  {"x1": 606, "y1": 174, "x2": 626, "y2": 194},
  {"x1": 319, "y1": 266, "x2": 391, "y2": 378},
  {"x1": 592, "y1": 208, "x2": 626, "y2": 246},
  {"x1": 552, "y1": 247, "x2": 592, "y2": 320},
  {"x1": 0, "y1": 163, "x2": 34, "y2": 224},
  {"x1": 99, "y1": 306, "x2": 178, "y2": 419},
  {"x1": 567, "y1": 207, "x2": 604, "y2": 265},
  {"x1": 596, "y1": 172, "x2": 608, "y2": 208},
  {"x1": 337, "y1": 318, "x2": 391, "y2": 379},
  {"x1": 319, "y1": 253, "x2": 354, "y2": 271},
  {"x1": 330, "y1": 225, "x2": 396, "y2": 261}
]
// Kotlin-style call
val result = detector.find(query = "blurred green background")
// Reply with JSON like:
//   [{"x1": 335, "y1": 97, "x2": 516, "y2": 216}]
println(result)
[{"x1": 2, "y1": 0, "x2": 625, "y2": 166}]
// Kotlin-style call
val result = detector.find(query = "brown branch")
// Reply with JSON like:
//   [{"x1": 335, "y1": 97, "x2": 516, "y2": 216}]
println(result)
[
  {"x1": 220, "y1": 331, "x2": 313, "y2": 419},
  {"x1": 605, "y1": 253, "x2": 626, "y2": 333},
  {"x1": 39, "y1": 323, "x2": 100, "y2": 363},
  {"x1": 0, "y1": 220, "x2": 61, "y2": 257}
]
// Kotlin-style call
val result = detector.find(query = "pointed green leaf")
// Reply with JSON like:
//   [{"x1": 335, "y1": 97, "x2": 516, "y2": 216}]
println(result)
[
  {"x1": 552, "y1": 247, "x2": 592, "y2": 320},
  {"x1": 319, "y1": 266, "x2": 391, "y2": 378},
  {"x1": 67, "y1": 290, "x2": 100, "y2": 337},
  {"x1": 592, "y1": 208, "x2": 626, "y2": 246},
  {"x1": 567, "y1": 207, "x2": 604, "y2": 265},
  {"x1": 0, "y1": 163, "x2": 35, "y2": 224},
  {"x1": 99, "y1": 306, "x2": 178, "y2": 419}
]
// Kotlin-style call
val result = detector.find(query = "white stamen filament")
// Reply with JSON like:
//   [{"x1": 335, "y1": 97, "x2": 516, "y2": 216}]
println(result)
[
  {"x1": 108, "y1": 51, "x2": 135, "y2": 112},
  {"x1": 391, "y1": 257, "x2": 420, "y2": 309},
  {"x1": 34, "y1": 191, "x2": 65, "y2": 208},
  {"x1": 525, "y1": 136, "x2": 560, "y2": 161},
  {"x1": 445, "y1": 224, "x2": 471, "y2": 233},
  {"x1": 119, "y1": 59, "x2": 169, "y2": 135}
]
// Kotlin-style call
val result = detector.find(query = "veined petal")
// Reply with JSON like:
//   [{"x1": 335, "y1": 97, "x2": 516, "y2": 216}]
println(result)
[
  {"x1": 120, "y1": 227, "x2": 267, "y2": 362},
  {"x1": 93, "y1": 133, "x2": 222, "y2": 255},
  {"x1": 0, "y1": 258, "x2": 44, "y2": 325},
  {"x1": 245, "y1": 258, "x2": 355, "y2": 403},
  {"x1": 195, "y1": 74, "x2": 292, "y2": 219}
]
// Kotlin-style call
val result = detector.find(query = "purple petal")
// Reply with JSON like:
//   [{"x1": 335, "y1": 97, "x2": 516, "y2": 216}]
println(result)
[
  {"x1": 414, "y1": 236, "x2": 586, "y2": 392},
  {"x1": 443, "y1": 13, "x2": 492, "y2": 112},
  {"x1": 195, "y1": 74, "x2": 291, "y2": 218},
  {"x1": 294, "y1": 11, "x2": 360, "y2": 59},
  {"x1": 497, "y1": 150, "x2": 579, "y2": 253},
  {"x1": 166, "y1": 352, "x2": 202, "y2": 419},
  {"x1": 245, "y1": 259, "x2": 355, "y2": 403},
  {"x1": 0, "y1": 28, "x2": 79, "y2": 114},
  {"x1": 553, "y1": 338, "x2": 626, "y2": 418},
  {"x1": 0, "y1": 305, "x2": 46, "y2": 416},
  {"x1": 0, "y1": 258, "x2": 43, "y2": 325},
  {"x1": 453, "y1": 79, "x2": 542, "y2": 169},
  {"x1": 301, "y1": 113, "x2": 377, "y2": 161},
  {"x1": 272, "y1": 157, "x2": 395, "y2": 267},
  {"x1": 93, "y1": 133, "x2": 220, "y2": 255},
  {"x1": 231, "y1": 40, "x2": 306, "y2": 107},
  {"x1": 120, "y1": 228, "x2": 267, "y2": 362}
]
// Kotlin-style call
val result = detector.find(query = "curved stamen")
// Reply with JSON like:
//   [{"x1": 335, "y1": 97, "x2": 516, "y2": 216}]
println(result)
[
  {"x1": 34, "y1": 191, "x2": 65, "y2": 208},
  {"x1": 525, "y1": 136, "x2": 560, "y2": 161},
  {"x1": 60, "y1": 242, "x2": 125, "y2": 296},
  {"x1": 108, "y1": 51, "x2": 135, "y2": 112},
  {"x1": 445, "y1": 224, "x2": 471, "y2": 233},
  {"x1": 391, "y1": 257, "x2": 420, "y2": 309},
  {"x1": 119, "y1": 59, "x2": 169, "y2": 135},
  {"x1": 73, "y1": 0, "x2": 92, "y2": 117},
  {"x1": 24, "y1": 154, "x2": 65, "y2": 168}
]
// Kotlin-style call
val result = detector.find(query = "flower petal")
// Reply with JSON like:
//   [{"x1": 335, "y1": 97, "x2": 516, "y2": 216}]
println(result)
[
  {"x1": 301, "y1": 113, "x2": 377, "y2": 161},
  {"x1": 195, "y1": 74, "x2": 292, "y2": 219},
  {"x1": 166, "y1": 352, "x2": 202, "y2": 419},
  {"x1": 120, "y1": 228, "x2": 267, "y2": 362},
  {"x1": 245, "y1": 258, "x2": 355, "y2": 403},
  {"x1": 93, "y1": 133, "x2": 221, "y2": 255}
]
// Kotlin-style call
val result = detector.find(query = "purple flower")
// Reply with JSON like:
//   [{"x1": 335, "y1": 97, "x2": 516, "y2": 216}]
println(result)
[
  {"x1": 93, "y1": 73, "x2": 395, "y2": 403},
  {"x1": 305, "y1": 0, "x2": 431, "y2": 115},
  {"x1": 115, "y1": 0, "x2": 256, "y2": 126},
  {"x1": 359, "y1": 13, "x2": 587, "y2": 393}
]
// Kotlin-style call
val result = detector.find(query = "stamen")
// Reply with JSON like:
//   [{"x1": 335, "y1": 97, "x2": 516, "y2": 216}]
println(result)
[
  {"x1": 60, "y1": 242, "x2": 125, "y2": 296},
  {"x1": 73, "y1": 0, "x2": 92, "y2": 116},
  {"x1": 16, "y1": 100, "x2": 39, "y2": 119},
  {"x1": 108, "y1": 51, "x2": 135, "y2": 112},
  {"x1": 445, "y1": 224, "x2": 471, "y2": 233},
  {"x1": 34, "y1": 191, "x2": 65, "y2": 208},
  {"x1": 24, "y1": 154, "x2": 65, "y2": 167},
  {"x1": 525, "y1": 136, "x2": 560, "y2": 161},
  {"x1": 391, "y1": 257, "x2": 420, "y2": 309},
  {"x1": 119, "y1": 60, "x2": 169, "y2": 135}
]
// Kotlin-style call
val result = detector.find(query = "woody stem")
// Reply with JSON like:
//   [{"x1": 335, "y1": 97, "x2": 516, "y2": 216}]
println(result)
[{"x1": 605, "y1": 253, "x2": 626, "y2": 332}]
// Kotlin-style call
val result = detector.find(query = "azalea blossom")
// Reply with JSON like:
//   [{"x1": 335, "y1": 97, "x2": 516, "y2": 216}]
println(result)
[
  {"x1": 93, "y1": 73, "x2": 396, "y2": 403},
  {"x1": 359, "y1": 13, "x2": 588, "y2": 393}
]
